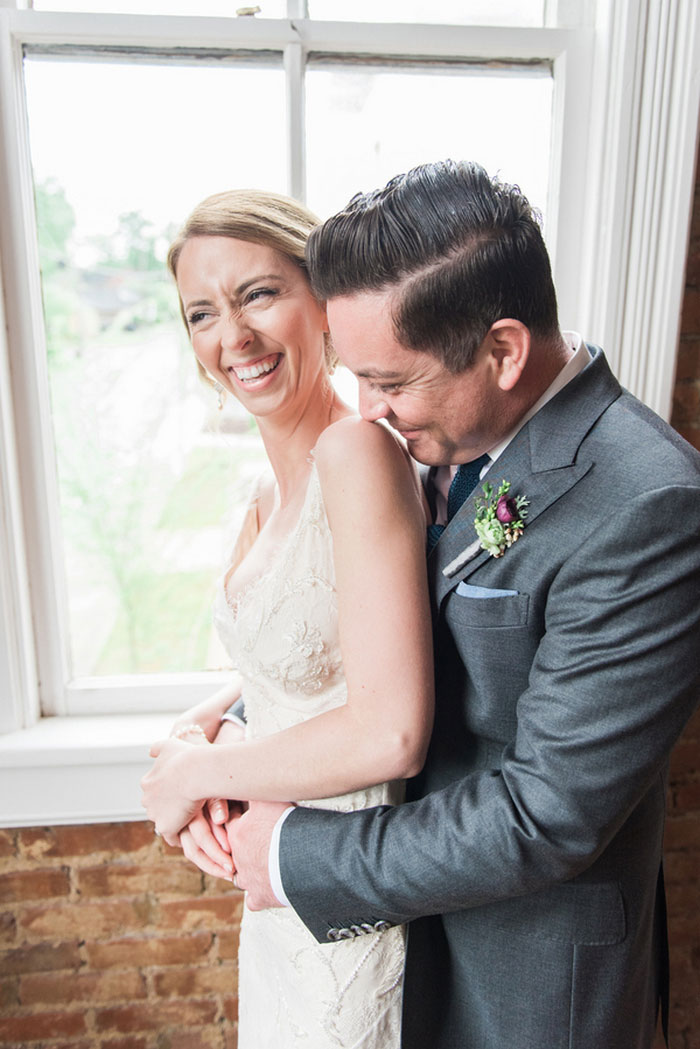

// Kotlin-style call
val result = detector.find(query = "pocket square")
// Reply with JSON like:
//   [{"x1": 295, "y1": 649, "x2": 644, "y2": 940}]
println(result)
[{"x1": 456, "y1": 582, "x2": 519, "y2": 599}]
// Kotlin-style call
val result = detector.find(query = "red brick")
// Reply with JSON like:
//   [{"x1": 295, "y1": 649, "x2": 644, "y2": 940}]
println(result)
[
  {"x1": 166, "y1": 1028, "x2": 224, "y2": 1049},
  {"x1": 0, "y1": 911, "x2": 17, "y2": 943},
  {"x1": 684, "y1": 245, "x2": 700, "y2": 287},
  {"x1": 20, "y1": 966, "x2": 146, "y2": 1005},
  {"x1": 153, "y1": 962, "x2": 236, "y2": 998},
  {"x1": 669, "y1": 739, "x2": 700, "y2": 776},
  {"x1": 15, "y1": 827, "x2": 55, "y2": 862},
  {"x1": 667, "y1": 914, "x2": 699, "y2": 947},
  {"x1": 0, "y1": 1010, "x2": 87, "y2": 1040},
  {"x1": 159, "y1": 895, "x2": 241, "y2": 931},
  {"x1": 0, "y1": 866, "x2": 71, "y2": 904},
  {"x1": 673, "y1": 424, "x2": 700, "y2": 452},
  {"x1": 674, "y1": 780, "x2": 700, "y2": 811},
  {"x1": 77, "y1": 862, "x2": 202, "y2": 898},
  {"x1": 0, "y1": 974, "x2": 18, "y2": 1009},
  {"x1": 216, "y1": 929, "x2": 240, "y2": 961},
  {"x1": 0, "y1": 830, "x2": 16, "y2": 862},
  {"x1": 681, "y1": 287, "x2": 700, "y2": 333},
  {"x1": 0, "y1": 940, "x2": 81, "y2": 975},
  {"x1": 95, "y1": 998, "x2": 217, "y2": 1033},
  {"x1": 87, "y1": 932, "x2": 213, "y2": 969},
  {"x1": 675, "y1": 338, "x2": 700, "y2": 380},
  {"x1": 672, "y1": 381, "x2": 700, "y2": 424},
  {"x1": 19, "y1": 898, "x2": 151, "y2": 939},
  {"x1": 101, "y1": 1039, "x2": 149, "y2": 1049},
  {"x1": 222, "y1": 993, "x2": 237, "y2": 1023},
  {"x1": 664, "y1": 815, "x2": 700, "y2": 851},
  {"x1": 664, "y1": 850, "x2": 700, "y2": 885},
  {"x1": 28, "y1": 822, "x2": 157, "y2": 859}
]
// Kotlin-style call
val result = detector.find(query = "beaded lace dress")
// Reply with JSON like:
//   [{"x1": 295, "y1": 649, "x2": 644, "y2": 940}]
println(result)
[{"x1": 213, "y1": 461, "x2": 406, "y2": 1048}]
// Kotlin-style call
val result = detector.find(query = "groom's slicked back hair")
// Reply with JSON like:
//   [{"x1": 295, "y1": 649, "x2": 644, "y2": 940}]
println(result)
[{"x1": 306, "y1": 159, "x2": 560, "y2": 373}]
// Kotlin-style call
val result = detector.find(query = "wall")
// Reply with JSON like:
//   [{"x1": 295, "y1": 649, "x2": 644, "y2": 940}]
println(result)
[
  {"x1": 0, "y1": 823, "x2": 241, "y2": 1048},
  {"x1": 663, "y1": 162, "x2": 700, "y2": 1049}
]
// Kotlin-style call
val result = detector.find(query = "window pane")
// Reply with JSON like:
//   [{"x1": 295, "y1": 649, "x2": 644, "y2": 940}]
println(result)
[
  {"x1": 25, "y1": 55, "x2": 283, "y2": 678},
  {"x1": 306, "y1": 64, "x2": 553, "y2": 224},
  {"x1": 308, "y1": 0, "x2": 545, "y2": 26},
  {"x1": 33, "y1": 1, "x2": 287, "y2": 15}
]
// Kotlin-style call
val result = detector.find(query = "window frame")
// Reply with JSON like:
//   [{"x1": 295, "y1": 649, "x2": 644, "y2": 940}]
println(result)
[{"x1": 0, "y1": 0, "x2": 698, "y2": 826}]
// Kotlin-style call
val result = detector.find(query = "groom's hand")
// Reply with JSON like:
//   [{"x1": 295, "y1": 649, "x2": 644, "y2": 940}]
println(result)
[{"x1": 227, "y1": 800, "x2": 293, "y2": 910}]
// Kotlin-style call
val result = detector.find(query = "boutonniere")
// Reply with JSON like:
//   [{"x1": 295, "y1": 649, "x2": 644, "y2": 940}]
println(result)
[
  {"x1": 442, "y1": 479, "x2": 529, "y2": 578},
  {"x1": 473, "y1": 480, "x2": 529, "y2": 558}
]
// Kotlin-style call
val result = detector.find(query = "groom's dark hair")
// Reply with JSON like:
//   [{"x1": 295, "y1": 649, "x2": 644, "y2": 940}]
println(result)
[{"x1": 306, "y1": 159, "x2": 560, "y2": 373}]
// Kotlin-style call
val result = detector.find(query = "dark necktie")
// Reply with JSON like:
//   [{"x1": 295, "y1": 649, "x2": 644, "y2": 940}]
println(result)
[{"x1": 427, "y1": 453, "x2": 490, "y2": 554}]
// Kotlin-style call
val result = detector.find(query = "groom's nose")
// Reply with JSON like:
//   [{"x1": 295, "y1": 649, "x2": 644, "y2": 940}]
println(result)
[{"x1": 358, "y1": 383, "x2": 389, "y2": 422}]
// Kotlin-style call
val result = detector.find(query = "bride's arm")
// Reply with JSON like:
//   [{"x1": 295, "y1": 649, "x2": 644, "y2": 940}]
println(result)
[
  {"x1": 169, "y1": 676, "x2": 245, "y2": 742},
  {"x1": 142, "y1": 418, "x2": 433, "y2": 838}
]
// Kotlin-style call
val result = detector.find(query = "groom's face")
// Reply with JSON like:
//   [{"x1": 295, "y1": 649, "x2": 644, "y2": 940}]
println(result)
[{"x1": 326, "y1": 290, "x2": 504, "y2": 467}]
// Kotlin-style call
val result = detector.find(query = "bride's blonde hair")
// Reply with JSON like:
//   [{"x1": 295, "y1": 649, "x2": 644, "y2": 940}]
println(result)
[{"x1": 168, "y1": 189, "x2": 336, "y2": 384}]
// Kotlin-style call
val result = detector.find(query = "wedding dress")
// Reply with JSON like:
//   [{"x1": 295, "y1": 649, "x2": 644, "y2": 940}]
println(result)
[{"x1": 213, "y1": 461, "x2": 406, "y2": 1048}]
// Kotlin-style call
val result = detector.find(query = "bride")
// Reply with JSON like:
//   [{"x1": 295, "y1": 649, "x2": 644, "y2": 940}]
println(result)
[{"x1": 140, "y1": 188, "x2": 434, "y2": 1047}]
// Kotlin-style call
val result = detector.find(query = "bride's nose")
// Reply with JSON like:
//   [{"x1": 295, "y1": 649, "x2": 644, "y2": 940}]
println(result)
[{"x1": 221, "y1": 310, "x2": 253, "y2": 354}]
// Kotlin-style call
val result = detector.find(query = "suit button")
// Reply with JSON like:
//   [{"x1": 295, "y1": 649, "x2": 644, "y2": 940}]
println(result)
[
  {"x1": 338, "y1": 928, "x2": 355, "y2": 939},
  {"x1": 360, "y1": 923, "x2": 375, "y2": 934},
  {"x1": 373, "y1": 920, "x2": 391, "y2": 932},
  {"x1": 350, "y1": 925, "x2": 365, "y2": 936},
  {"x1": 327, "y1": 928, "x2": 341, "y2": 941}
]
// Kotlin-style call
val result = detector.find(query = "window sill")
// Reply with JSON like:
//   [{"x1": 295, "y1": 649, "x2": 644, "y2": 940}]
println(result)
[{"x1": 0, "y1": 713, "x2": 175, "y2": 827}]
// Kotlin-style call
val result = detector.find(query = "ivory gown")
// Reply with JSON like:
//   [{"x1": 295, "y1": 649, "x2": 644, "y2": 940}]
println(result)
[{"x1": 213, "y1": 461, "x2": 406, "y2": 1048}]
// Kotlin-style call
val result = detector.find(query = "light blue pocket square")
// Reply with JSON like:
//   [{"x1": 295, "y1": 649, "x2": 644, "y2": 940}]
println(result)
[{"x1": 456, "y1": 582, "x2": 519, "y2": 599}]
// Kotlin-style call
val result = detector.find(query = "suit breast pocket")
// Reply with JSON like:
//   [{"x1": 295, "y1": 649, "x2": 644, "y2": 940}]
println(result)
[{"x1": 450, "y1": 588, "x2": 530, "y2": 628}]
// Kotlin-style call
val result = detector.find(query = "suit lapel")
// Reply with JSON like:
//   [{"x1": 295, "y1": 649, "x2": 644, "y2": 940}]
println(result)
[{"x1": 430, "y1": 346, "x2": 622, "y2": 607}]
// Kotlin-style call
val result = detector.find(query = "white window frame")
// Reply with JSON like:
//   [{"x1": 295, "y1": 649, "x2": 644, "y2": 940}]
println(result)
[{"x1": 0, "y1": 0, "x2": 698, "y2": 826}]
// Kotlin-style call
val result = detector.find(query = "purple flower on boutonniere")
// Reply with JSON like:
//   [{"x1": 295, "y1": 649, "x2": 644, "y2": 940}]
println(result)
[
  {"x1": 495, "y1": 495, "x2": 519, "y2": 523},
  {"x1": 474, "y1": 480, "x2": 529, "y2": 558}
]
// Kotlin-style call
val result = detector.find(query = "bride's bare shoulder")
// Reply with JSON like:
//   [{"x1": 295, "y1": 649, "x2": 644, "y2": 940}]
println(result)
[{"x1": 314, "y1": 416, "x2": 408, "y2": 471}]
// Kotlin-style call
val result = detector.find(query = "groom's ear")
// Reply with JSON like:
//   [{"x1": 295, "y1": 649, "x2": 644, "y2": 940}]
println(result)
[{"x1": 484, "y1": 319, "x2": 530, "y2": 391}]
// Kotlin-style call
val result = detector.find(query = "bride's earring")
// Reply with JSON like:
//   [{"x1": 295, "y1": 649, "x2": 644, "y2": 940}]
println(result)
[{"x1": 213, "y1": 381, "x2": 225, "y2": 411}]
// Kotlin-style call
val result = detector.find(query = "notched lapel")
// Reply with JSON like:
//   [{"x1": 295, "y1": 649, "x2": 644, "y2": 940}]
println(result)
[
  {"x1": 428, "y1": 346, "x2": 620, "y2": 607},
  {"x1": 433, "y1": 457, "x2": 593, "y2": 607}
]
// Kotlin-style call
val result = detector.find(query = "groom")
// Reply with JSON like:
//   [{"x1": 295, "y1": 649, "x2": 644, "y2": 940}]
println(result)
[{"x1": 229, "y1": 160, "x2": 700, "y2": 1048}]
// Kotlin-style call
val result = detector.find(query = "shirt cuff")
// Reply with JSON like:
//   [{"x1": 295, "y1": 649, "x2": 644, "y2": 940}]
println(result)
[{"x1": 268, "y1": 806, "x2": 296, "y2": 907}]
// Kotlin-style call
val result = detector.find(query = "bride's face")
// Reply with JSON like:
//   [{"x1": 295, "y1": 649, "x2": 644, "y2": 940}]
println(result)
[{"x1": 176, "y1": 235, "x2": 329, "y2": 421}]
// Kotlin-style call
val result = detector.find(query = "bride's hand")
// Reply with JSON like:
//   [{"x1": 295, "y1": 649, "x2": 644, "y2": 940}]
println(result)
[
  {"x1": 180, "y1": 807, "x2": 238, "y2": 881},
  {"x1": 141, "y1": 737, "x2": 205, "y2": 845},
  {"x1": 169, "y1": 676, "x2": 244, "y2": 742}
]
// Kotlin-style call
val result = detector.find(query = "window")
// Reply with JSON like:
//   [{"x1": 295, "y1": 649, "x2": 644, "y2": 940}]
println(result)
[{"x1": 1, "y1": 0, "x2": 698, "y2": 824}]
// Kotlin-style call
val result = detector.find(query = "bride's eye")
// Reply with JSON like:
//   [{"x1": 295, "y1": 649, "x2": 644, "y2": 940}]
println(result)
[
  {"x1": 246, "y1": 287, "x2": 278, "y2": 305},
  {"x1": 188, "y1": 309, "x2": 210, "y2": 327}
]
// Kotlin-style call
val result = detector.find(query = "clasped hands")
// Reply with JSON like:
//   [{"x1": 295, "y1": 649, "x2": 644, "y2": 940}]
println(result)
[{"x1": 140, "y1": 720, "x2": 287, "y2": 909}]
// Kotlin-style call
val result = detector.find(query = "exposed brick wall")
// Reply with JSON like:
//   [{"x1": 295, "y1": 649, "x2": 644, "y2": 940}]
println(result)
[
  {"x1": 664, "y1": 150, "x2": 700, "y2": 1049},
  {"x1": 0, "y1": 822, "x2": 242, "y2": 1048}
]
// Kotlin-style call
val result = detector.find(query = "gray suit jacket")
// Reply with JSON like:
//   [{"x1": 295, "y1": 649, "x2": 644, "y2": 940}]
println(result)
[{"x1": 279, "y1": 347, "x2": 700, "y2": 1049}]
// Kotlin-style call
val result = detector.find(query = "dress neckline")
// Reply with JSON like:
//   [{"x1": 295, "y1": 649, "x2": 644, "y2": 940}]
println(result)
[{"x1": 223, "y1": 460, "x2": 320, "y2": 620}]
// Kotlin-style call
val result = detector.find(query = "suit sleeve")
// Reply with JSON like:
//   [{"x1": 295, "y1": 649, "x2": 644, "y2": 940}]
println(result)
[{"x1": 279, "y1": 483, "x2": 700, "y2": 942}]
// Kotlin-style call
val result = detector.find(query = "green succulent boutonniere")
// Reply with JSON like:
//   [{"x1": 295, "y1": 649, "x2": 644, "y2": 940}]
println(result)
[{"x1": 474, "y1": 480, "x2": 529, "y2": 558}]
